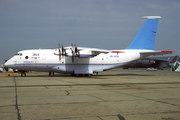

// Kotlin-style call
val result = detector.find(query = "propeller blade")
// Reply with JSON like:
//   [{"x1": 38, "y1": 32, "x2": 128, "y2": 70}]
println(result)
[
  {"x1": 70, "y1": 43, "x2": 80, "y2": 61},
  {"x1": 61, "y1": 44, "x2": 64, "y2": 55},
  {"x1": 63, "y1": 44, "x2": 67, "y2": 56},
  {"x1": 58, "y1": 43, "x2": 61, "y2": 61}
]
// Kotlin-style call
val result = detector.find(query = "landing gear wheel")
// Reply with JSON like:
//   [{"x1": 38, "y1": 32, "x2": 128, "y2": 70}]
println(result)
[
  {"x1": 85, "y1": 74, "x2": 92, "y2": 77},
  {"x1": 49, "y1": 72, "x2": 55, "y2": 76},
  {"x1": 71, "y1": 73, "x2": 75, "y2": 76},
  {"x1": 89, "y1": 74, "x2": 92, "y2": 77},
  {"x1": 49, "y1": 72, "x2": 51, "y2": 76},
  {"x1": 21, "y1": 72, "x2": 26, "y2": 77}
]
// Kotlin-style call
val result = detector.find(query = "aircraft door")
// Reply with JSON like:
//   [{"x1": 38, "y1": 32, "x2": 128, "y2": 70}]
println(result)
[
  {"x1": 97, "y1": 54, "x2": 105, "y2": 70},
  {"x1": 42, "y1": 53, "x2": 46, "y2": 60},
  {"x1": 101, "y1": 57, "x2": 105, "y2": 69}
]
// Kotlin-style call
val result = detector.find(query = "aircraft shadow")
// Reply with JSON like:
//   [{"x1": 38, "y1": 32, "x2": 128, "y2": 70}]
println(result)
[
  {"x1": 9, "y1": 73, "x2": 153, "y2": 78},
  {"x1": 97, "y1": 73, "x2": 152, "y2": 76}
]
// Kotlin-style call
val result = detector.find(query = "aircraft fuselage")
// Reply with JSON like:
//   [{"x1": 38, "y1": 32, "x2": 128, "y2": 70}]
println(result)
[{"x1": 5, "y1": 49, "x2": 144, "y2": 75}]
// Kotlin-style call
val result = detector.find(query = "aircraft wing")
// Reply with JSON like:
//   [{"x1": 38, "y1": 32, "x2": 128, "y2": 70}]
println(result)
[
  {"x1": 74, "y1": 47, "x2": 110, "y2": 52},
  {"x1": 89, "y1": 49, "x2": 110, "y2": 54},
  {"x1": 78, "y1": 47, "x2": 111, "y2": 57},
  {"x1": 65, "y1": 46, "x2": 111, "y2": 58}
]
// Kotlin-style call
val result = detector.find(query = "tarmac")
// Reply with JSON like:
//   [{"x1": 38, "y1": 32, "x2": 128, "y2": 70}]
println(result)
[{"x1": 0, "y1": 69, "x2": 180, "y2": 120}]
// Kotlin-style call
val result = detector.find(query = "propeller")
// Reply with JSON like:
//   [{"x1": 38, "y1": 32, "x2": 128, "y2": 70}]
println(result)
[
  {"x1": 57, "y1": 44, "x2": 66, "y2": 61},
  {"x1": 71, "y1": 44, "x2": 80, "y2": 62},
  {"x1": 56, "y1": 43, "x2": 79, "y2": 62},
  {"x1": 61, "y1": 44, "x2": 66, "y2": 56},
  {"x1": 71, "y1": 44, "x2": 75, "y2": 62},
  {"x1": 58, "y1": 43, "x2": 61, "y2": 61}
]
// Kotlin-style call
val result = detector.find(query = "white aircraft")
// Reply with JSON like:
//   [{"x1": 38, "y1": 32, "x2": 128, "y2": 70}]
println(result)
[{"x1": 5, "y1": 16, "x2": 173, "y2": 77}]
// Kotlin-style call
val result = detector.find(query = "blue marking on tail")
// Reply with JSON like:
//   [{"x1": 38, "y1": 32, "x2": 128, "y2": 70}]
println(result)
[{"x1": 126, "y1": 18, "x2": 159, "y2": 50}]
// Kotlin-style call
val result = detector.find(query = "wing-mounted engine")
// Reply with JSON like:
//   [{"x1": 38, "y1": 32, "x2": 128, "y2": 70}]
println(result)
[
  {"x1": 54, "y1": 44, "x2": 111, "y2": 62},
  {"x1": 65, "y1": 44, "x2": 96, "y2": 62},
  {"x1": 65, "y1": 45, "x2": 110, "y2": 59},
  {"x1": 70, "y1": 44, "x2": 80, "y2": 62}
]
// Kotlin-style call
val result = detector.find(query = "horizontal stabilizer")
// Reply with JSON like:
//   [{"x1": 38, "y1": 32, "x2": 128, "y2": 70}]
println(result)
[
  {"x1": 142, "y1": 16, "x2": 161, "y2": 19},
  {"x1": 140, "y1": 50, "x2": 173, "y2": 56}
]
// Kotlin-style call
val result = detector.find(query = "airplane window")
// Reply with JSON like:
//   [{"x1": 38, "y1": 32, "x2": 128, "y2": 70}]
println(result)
[{"x1": 25, "y1": 56, "x2": 29, "y2": 59}]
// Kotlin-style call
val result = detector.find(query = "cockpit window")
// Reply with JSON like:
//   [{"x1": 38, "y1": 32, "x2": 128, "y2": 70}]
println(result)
[{"x1": 15, "y1": 53, "x2": 23, "y2": 56}]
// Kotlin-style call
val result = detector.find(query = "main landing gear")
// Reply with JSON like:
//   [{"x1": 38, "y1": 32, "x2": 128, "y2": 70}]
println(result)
[
  {"x1": 21, "y1": 72, "x2": 26, "y2": 77},
  {"x1": 49, "y1": 72, "x2": 54, "y2": 76},
  {"x1": 70, "y1": 74, "x2": 93, "y2": 77}
]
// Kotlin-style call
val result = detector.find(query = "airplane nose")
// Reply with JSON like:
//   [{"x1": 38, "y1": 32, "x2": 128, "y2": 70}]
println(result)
[
  {"x1": 4, "y1": 59, "x2": 13, "y2": 68},
  {"x1": 4, "y1": 60, "x2": 10, "y2": 67}
]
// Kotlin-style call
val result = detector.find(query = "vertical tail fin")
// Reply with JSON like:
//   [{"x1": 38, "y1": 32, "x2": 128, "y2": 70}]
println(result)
[{"x1": 126, "y1": 16, "x2": 161, "y2": 50}]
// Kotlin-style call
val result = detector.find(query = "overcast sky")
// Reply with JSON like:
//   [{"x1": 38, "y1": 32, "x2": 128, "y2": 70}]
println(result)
[{"x1": 0, "y1": 0, "x2": 180, "y2": 64}]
